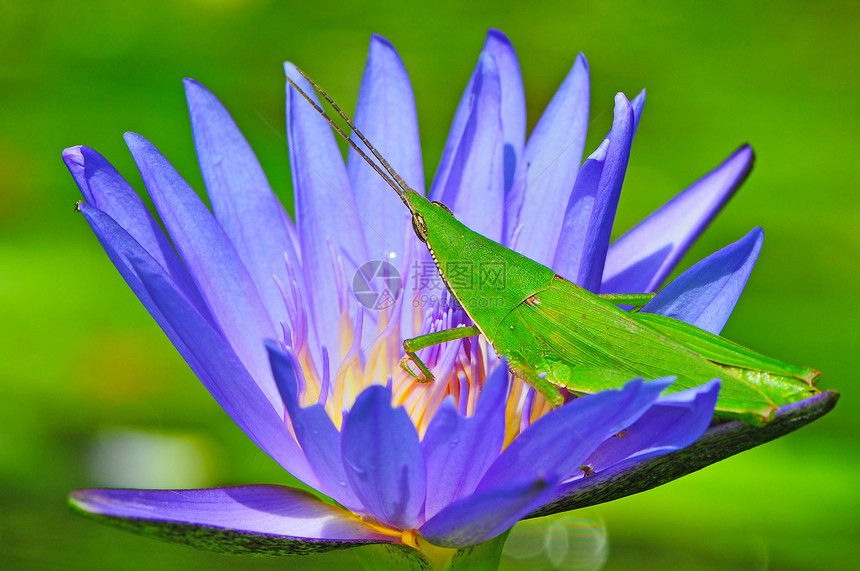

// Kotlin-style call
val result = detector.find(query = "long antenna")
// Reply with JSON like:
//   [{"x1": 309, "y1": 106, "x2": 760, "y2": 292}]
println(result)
[{"x1": 286, "y1": 67, "x2": 416, "y2": 211}]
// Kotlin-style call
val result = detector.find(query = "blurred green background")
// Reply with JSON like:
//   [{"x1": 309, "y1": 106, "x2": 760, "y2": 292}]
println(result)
[{"x1": 1, "y1": 0, "x2": 857, "y2": 568}]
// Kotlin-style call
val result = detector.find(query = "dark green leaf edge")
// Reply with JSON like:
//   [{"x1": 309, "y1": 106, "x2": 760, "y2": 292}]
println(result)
[{"x1": 355, "y1": 543, "x2": 435, "y2": 570}]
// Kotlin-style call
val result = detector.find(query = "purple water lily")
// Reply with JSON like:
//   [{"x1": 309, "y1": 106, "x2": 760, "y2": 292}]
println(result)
[{"x1": 64, "y1": 30, "x2": 836, "y2": 566}]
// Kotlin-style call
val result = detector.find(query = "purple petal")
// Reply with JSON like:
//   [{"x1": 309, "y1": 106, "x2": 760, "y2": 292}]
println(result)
[
  {"x1": 576, "y1": 380, "x2": 719, "y2": 477},
  {"x1": 431, "y1": 53, "x2": 505, "y2": 242},
  {"x1": 77, "y1": 203, "x2": 199, "y2": 365},
  {"x1": 421, "y1": 363, "x2": 509, "y2": 520},
  {"x1": 127, "y1": 253, "x2": 318, "y2": 485},
  {"x1": 642, "y1": 228, "x2": 764, "y2": 334},
  {"x1": 484, "y1": 29, "x2": 526, "y2": 193},
  {"x1": 531, "y1": 390, "x2": 839, "y2": 518},
  {"x1": 341, "y1": 386, "x2": 425, "y2": 529},
  {"x1": 69, "y1": 485, "x2": 394, "y2": 553},
  {"x1": 419, "y1": 475, "x2": 559, "y2": 548},
  {"x1": 512, "y1": 54, "x2": 590, "y2": 266},
  {"x1": 63, "y1": 146, "x2": 210, "y2": 320},
  {"x1": 124, "y1": 132, "x2": 280, "y2": 409},
  {"x1": 477, "y1": 378, "x2": 672, "y2": 490},
  {"x1": 432, "y1": 29, "x2": 526, "y2": 201},
  {"x1": 267, "y1": 344, "x2": 362, "y2": 511},
  {"x1": 285, "y1": 63, "x2": 369, "y2": 357},
  {"x1": 185, "y1": 78, "x2": 302, "y2": 332},
  {"x1": 80, "y1": 203, "x2": 316, "y2": 485},
  {"x1": 348, "y1": 34, "x2": 425, "y2": 260},
  {"x1": 601, "y1": 145, "x2": 754, "y2": 294},
  {"x1": 554, "y1": 94, "x2": 635, "y2": 291},
  {"x1": 630, "y1": 89, "x2": 645, "y2": 135}
]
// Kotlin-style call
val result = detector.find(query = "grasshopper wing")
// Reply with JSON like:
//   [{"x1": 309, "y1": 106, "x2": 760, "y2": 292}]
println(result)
[
  {"x1": 492, "y1": 276, "x2": 778, "y2": 424},
  {"x1": 634, "y1": 312, "x2": 821, "y2": 405}
]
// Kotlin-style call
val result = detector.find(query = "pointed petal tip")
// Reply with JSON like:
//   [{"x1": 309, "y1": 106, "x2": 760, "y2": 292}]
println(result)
[
  {"x1": 734, "y1": 143, "x2": 755, "y2": 166},
  {"x1": 68, "y1": 489, "x2": 105, "y2": 515},
  {"x1": 266, "y1": 341, "x2": 299, "y2": 414},
  {"x1": 63, "y1": 145, "x2": 106, "y2": 174},
  {"x1": 369, "y1": 33, "x2": 394, "y2": 48},
  {"x1": 183, "y1": 77, "x2": 209, "y2": 99},
  {"x1": 575, "y1": 52, "x2": 590, "y2": 71},
  {"x1": 614, "y1": 92, "x2": 633, "y2": 107},
  {"x1": 62, "y1": 145, "x2": 84, "y2": 162},
  {"x1": 68, "y1": 489, "x2": 87, "y2": 507},
  {"x1": 486, "y1": 28, "x2": 513, "y2": 45},
  {"x1": 650, "y1": 376, "x2": 678, "y2": 392},
  {"x1": 747, "y1": 225, "x2": 765, "y2": 243},
  {"x1": 664, "y1": 377, "x2": 721, "y2": 403},
  {"x1": 263, "y1": 339, "x2": 282, "y2": 355},
  {"x1": 122, "y1": 131, "x2": 147, "y2": 148},
  {"x1": 62, "y1": 147, "x2": 87, "y2": 186}
]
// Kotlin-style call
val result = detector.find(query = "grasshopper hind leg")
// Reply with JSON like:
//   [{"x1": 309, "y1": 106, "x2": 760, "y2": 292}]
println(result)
[{"x1": 507, "y1": 360, "x2": 566, "y2": 407}]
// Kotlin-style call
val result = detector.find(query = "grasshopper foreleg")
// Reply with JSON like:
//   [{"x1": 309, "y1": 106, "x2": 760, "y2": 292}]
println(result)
[{"x1": 400, "y1": 325, "x2": 481, "y2": 382}]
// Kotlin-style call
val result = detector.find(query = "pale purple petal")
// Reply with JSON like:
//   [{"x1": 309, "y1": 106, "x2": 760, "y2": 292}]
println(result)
[
  {"x1": 82, "y1": 204, "x2": 316, "y2": 484},
  {"x1": 127, "y1": 253, "x2": 318, "y2": 486},
  {"x1": 602, "y1": 145, "x2": 754, "y2": 294},
  {"x1": 630, "y1": 89, "x2": 645, "y2": 135},
  {"x1": 124, "y1": 133, "x2": 280, "y2": 410},
  {"x1": 553, "y1": 94, "x2": 635, "y2": 291},
  {"x1": 185, "y1": 78, "x2": 301, "y2": 332},
  {"x1": 69, "y1": 485, "x2": 393, "y2": 552},
  {"x1": 431, "y1": 53, "x2": 505, "y2": 242},
  {"x1": 576, "y1": 380, "x2": 719, "y2": 478},
  {"x1": 285, "y1": 63, "x2": 369, "y2": 358},
  {"x1": 267, "y1": 344, "x2": 361, "y2": 511},
  {"x1": 432, "y1": 29, "x2": 526, "y2": 201},
  {"x1": 484, "y1": 29, "x2": 526, "y2": 193},
  {"x1": 642, "y1": 228, "x2": 764, "y2": 334},
  {"x1": 550, "y1": 143, "x2": 603, "y2": 269},
  {"x1": 419, "y1": 476, "x2": 559, "y2": 548},
  {"x1": 421, "y1": 363, "x2": 508, "y2": 520},
  {"x1": 77, "y1": 203, "x2": 200, "y2": 366},
  {"x1": 341, "y1": 386, "x2": 425, "y2": 529},
  {"x1": 513, "y1": 54, "x2": 590, "y2": 266},
  {"x1": 348, "y1": 34, "x2": 424, "y2": 261},
  {"x1": 63, "y1": 146, "x2": 210, "y2": 320},
  {"x1": 477, "y1": 378, "x2": 672, "y2": 490}
]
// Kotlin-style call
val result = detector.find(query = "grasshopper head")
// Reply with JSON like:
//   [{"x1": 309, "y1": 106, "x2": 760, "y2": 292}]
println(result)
[{"x1": 401, "y1": 190, "x2": 455, "y2": 247}]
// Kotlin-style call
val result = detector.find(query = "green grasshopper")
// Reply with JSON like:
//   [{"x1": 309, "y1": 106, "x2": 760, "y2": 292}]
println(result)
[{"x1": 287, "y1": 69, "x2": 820, "y2": 425}]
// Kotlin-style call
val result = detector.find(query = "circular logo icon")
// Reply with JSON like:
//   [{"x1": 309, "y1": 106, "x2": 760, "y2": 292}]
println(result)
[{"x1": 352, "y1": 260, "x2": 402, "y2": 310}]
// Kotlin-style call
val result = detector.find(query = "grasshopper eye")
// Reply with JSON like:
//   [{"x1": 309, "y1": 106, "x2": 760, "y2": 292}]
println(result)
[
  {"x1": 431, "y1": 201, "x2": 453, "y2": 216},
  {"x1": 412, "y1": 213, "x2": 428, "y2": 243}
]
